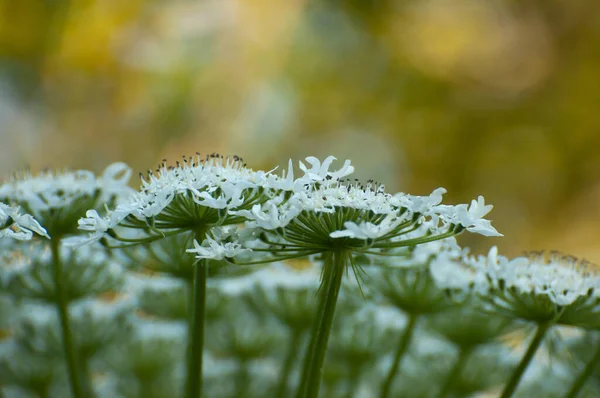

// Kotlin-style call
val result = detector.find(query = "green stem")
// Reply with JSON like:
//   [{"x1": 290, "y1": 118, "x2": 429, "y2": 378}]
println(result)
[
  {"x1": 439, "y1": 346, "x2": 474, "y2": 398},
  {"x1": 139, "y1": 378, "x2": 154, "y2": 398},
  {"x1": 500, "y1": 322, "x2": 551, "y2": 398},
  {"x1": 295, "y1": 250, "x2": 348, "y2": 398},
  {"x1": 565, "y1": 340, "x2": 600, "y2": 398},
  {"x1": 80, "y1": 355, "x2": 95, "y2": 398},
  {"x1": 186, "y1": 259, "x2": 207, "y2": 398},
  {"x1": 276, "y1": 331, "x2": 302, "y2": 398},
  {"x1": 50, "y1": 238, "x2": 84, "y2": 398},
  {"x1": 379, "y1": 313, "x2": 418, "y2": 398},
  {"x1": 235, "y1": 359, "x2": 249, "y2": 398},
  {"x1": 345, "y1": 365, "x2": 362, "y2": 398},
  {"x1": 36, "y1": 385, "x2": 50, "y2": 398}
]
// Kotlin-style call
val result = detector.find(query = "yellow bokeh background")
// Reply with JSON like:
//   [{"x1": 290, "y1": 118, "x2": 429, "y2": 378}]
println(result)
[{"x1": 1, "y1": 0, "x2": 599, "y2": 260}]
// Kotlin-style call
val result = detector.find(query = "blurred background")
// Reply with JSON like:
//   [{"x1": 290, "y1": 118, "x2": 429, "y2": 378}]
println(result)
[{"x1": 1, "y1": 0, "x2": 599, "y2": 260}]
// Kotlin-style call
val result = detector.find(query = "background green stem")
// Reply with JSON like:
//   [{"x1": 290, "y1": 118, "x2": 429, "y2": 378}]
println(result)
[
  {"x1": 235, "y1": 359, "x2": 249, "y2": 398},
  {"x1": 345, "y1": 365, "x2": 362, "y2": 398},
  {"x1": 295, "y1": 250, "x2": 347, "y2": 398},
  {"x1": 379, "y1": 313, "x2": 418, "y2": 398},
  {"x1": 500, "y1": 322, "x2": 551, "y2": 398},
  {"x1": 186, "y1": 259, "x2": 207, "y2": 398},
  {"x1": 50, "y1": 238, "x2": 84, "y2": 398},
  {"x1": 439, "y1": 346, "x2": 474, "y2": 398},
  {"x1": 276, "y1": 330, "x2": 302, "y2": 398},
  {"x1": 565, "y1": 340, "x2": 600, "y2": 398}
]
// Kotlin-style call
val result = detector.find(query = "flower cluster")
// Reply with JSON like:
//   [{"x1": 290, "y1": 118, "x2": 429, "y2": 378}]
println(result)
[
  {"x1": 0, "y1": 163, "x2": 133, "y2": 238},
  {"x1": 0, "y1": 203, "x2": 48, "y2": 241}
]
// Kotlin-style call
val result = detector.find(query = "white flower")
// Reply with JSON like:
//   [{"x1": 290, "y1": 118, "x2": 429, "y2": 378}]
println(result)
[
  {"x1": 234, "y1": 201, "x2": 301, "y2": 230},
  {"x1": 0, "y1": 203, "x2": 49, "y2": 240},
  {"x1": 445, "y1": 247, "x2": 600, "y2": 313},
  {"x1": 0, "y1": 163, "x2": 133, "y2": 237},
  {"x1": 435, "y1": 196, "x2": 502, "y2": 237},
  {"x1": 395, "y1": 187, "x2": 446, "y2": 214},
  {"x1": 187, "y1": 236, "x2": 249, "y2": 260},
  {"x1": 76, "y1": 154, "x2": 297, "y2": 244},
  {"x1": 298, "y1": 156, "x2": 354, "y2": 184},
  {"x1": 329, "y1": 214, "x2": 407, "y2": 240}
]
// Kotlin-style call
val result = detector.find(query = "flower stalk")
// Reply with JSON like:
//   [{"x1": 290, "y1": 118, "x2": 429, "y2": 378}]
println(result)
[
  {"x1": 276, "y1": 330, "x2": 303, "y2": 398},
  {"x1": 50, "y1": 238, "x2": 84, "y2": 398},
  {"x1": 379, "y1": 313, "x2": 418, "y2": 398},
  {"x1": 565, "y1": 340, "x2": 600, "y2": 398},
  {"x1": 296, "y1": 250, "x2": 348, "y2": 398},
  {"x1": 500, "y1": 321, "x2": 552, "y2": 398},
  {"x1": 186, "y1": 258, "x2": 208, "y2": 398},
  {"x1": 439, "y1": 346, "x2": 474, "y2": 398}
]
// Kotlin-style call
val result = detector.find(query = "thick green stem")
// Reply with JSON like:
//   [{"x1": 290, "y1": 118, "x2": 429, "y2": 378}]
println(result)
[
  {"x1": 565, "y1": 340, "x2": 600, "y2": 398},
  {"x1": 500, "y1": 322, "x2": 551, "y2": 398},
  {"x1": 50, "y1": 238, "x2": 84, "y2": 398},
  {"x1": 296, "y1": 250, "x2": 347, "y2": 398},
  {"x1": 379, "y1": 313, "x2": 418, "y2": 398},
  {"x1": 186, "y1": 259, "x2": 207, "y2": 398},
  {"x1": 276, "y1": 331, "x2": 302, "y2": 398},
  {"x1": 439, "y1": 346, "x2": 474, "y2": 398}
]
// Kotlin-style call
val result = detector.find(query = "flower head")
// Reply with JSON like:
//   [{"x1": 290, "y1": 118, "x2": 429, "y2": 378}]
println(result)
[
  {"x1": 433, "y1": 196, "x2": 502, "y2": 237},
  {"x1": 435, "y1": 247, "x2": 600, "y2": 325},
  {"x1": 0, "y1": 163, "x2": 133, "y2": 237},
  {"x1": 187, "y1": 235, "x2": 249, "y2": 261},
  {"x1": 0, "y1": 203, "x2": 49, "y2": 240},
  {"x1": 240, "y1": 167, "x2": 498, "y2": 259},
  {"x1": 76, "y1": 154, "x2": 295, "y2": 245}
]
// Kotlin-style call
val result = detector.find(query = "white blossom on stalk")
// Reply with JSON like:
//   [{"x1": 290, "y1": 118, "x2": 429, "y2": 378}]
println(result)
[
  {"x1": 476, "y1": 247, "x2": 599, "y2": 307},
  {"x1": 298, "y1": 156, "x2": 354, "y2": 185},
  {"x1": 75, "y1": 154, "x2": 301, "y2": 245},
  {"x1": 0, "y1": 203, "x2": 49, "y2": 240},
  {"x1": 0, "y1": 163, "x2": 133, "y2": 237},
  {"x1": 187, "y1": 236, "x2": 249, "y2": 261},
  {"x1": 434, "y1": 196, "x2": 502, "y2": 237},
  {"x1": 330, "y1": 214, "x2": 409, "y2": 240},
  {"x1": 433, "y1": 246, "x2": 600, "y2": 326}
]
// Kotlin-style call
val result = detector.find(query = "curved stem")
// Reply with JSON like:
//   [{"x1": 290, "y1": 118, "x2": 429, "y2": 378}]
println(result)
[
  {"x1": 565, "y1": 340, "x2": 600, "y2": 398},
  {"x1": 500, "y1": 322, "x2": 551, "y2": 398},
  {"x1": 276, "y1": 331, "x2": 302, "y2": 398},
  {"x1": 186, "y1": 259, "x2": 207, "y2": 398},
  {"x1": 296, "y1": 250, "x2": 348, "y2": 398},
  {"x1": 439, "y1": 346, "x2": 474, "y2": 398},
  {"x1": 50, "y1": 238, "x2": 84, "y2": 398},
  {"x1": 379, "y1": 314, "x2": 418, "y2": 398}
]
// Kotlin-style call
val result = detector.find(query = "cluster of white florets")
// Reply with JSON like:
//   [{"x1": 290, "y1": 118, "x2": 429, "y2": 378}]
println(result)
[
  {"x1": 0, "y1": 163, "x2": 133, "y2": 241},
  {"x1": 431, "y1": 246, "x2": 600, "y2": 309},
  {"x1": 0, "y1": 203, "x2": 48, "y2": 240},
  {"x1": 70, "y1": 154, "x2": 501, "y2": 260},
  {"x1": 0, "y1": 163, "x2": 133, "y2": 216}
]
